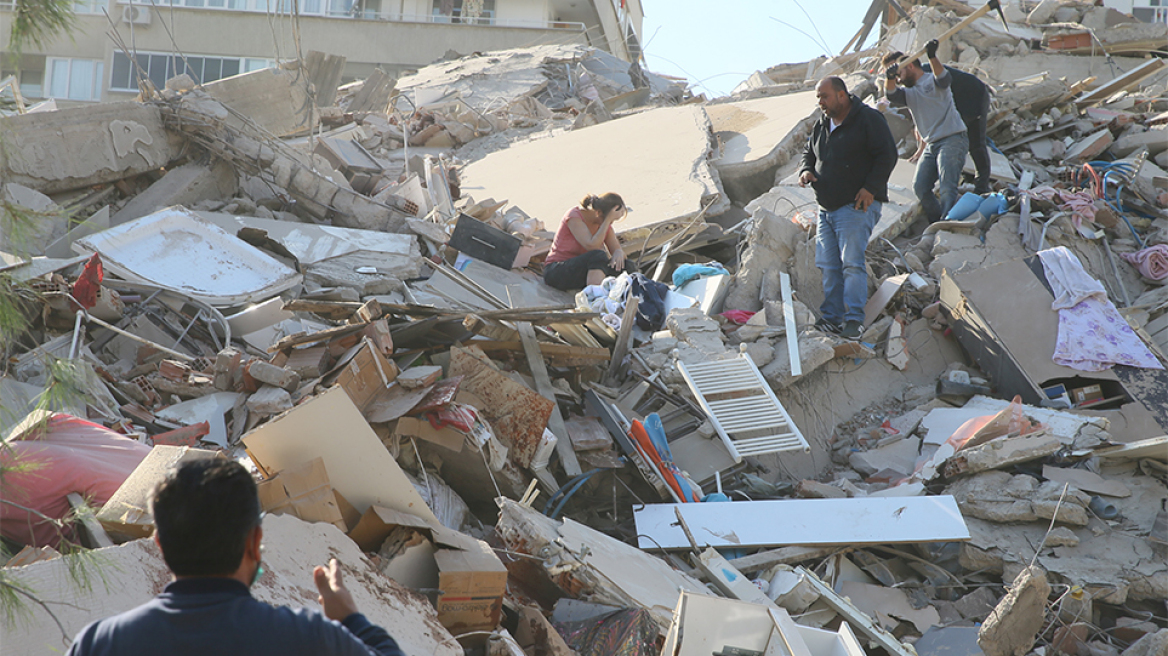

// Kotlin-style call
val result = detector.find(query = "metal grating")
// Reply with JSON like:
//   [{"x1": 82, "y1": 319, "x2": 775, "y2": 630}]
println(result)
[{"x1": 677, "y1": 354, "x2": 809, "y2": 461}]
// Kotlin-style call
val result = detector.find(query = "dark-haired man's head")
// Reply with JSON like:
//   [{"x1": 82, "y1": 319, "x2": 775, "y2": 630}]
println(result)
[
  {"x1": 151, "y1": 459, "x2": 262, "y2": 579},
  {"x1": 882, "y1": 51, "x2": 925, "y2": 87},
  {"x1": 815, "y1": 76, "x2": 852, "y2": 121}
]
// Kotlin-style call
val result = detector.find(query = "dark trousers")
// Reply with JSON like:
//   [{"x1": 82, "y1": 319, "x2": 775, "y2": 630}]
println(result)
[
  {"x1": 543, "y1": 250, "x2": 634, "y2": 291},
  {"x1": 962, "y1": 92, "x2": 991, "y2": 194}
]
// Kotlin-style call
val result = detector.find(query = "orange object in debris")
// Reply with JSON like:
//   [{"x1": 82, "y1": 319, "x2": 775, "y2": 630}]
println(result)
[{"x1": 628, "y1": 420, "x2": 699, "y2": 503}]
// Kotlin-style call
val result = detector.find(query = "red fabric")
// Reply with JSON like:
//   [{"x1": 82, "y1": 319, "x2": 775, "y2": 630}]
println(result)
[
  {"x1": 545, "y1": 207, "x2": 615, "y2": 264},
  {"x1": 720, "y1": 310, "x2": 756, "y2": 325},
  {"x1": 1, "y1": 414, "x2": 152, "y2": 548},
  {"x1": 71, "y1": 253, "x2": 104, "y2": 309}
]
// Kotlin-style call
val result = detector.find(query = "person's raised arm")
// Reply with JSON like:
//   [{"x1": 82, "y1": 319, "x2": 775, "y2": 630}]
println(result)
[
  {"x1": 926, "y1": 39, "x2": 948, "y2": 85},
  {"x1": 315, "y1": 559, "x2": 404, "y2": 656},
  {"x1": 566, "y1": 214, "x2": 612, "y2": 251}
]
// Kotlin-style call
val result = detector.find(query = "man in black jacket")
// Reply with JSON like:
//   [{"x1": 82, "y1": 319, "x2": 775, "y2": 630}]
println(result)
[
  {"x1": 800, "y1": 76, "x2": 898, "y2": 339},
  {"x1": 67, "y1": 459, "x2": 405, "y2": 656}
]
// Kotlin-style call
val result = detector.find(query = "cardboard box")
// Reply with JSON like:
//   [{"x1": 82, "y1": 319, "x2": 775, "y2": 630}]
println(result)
[
  {"x1": 1072, "y1": 384, "x2": 1104, "y2": 406},
  {"x1": 346, "y1": 504, "x2": 507, "y2": 634},
  {"x1": 257, "y1": 457, "x2": 349, "y2": 532},
  {"x1": 394, "y1": 416, "x2": 465, "y2": 453},
  {"x1": 433, "y1": 531, "x2": 508, "y2": 635},
  {"x1": 336, "y1": 338, "x2": 399, "y2": 412}
]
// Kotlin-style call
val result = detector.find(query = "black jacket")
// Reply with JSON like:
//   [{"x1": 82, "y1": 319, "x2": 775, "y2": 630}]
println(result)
[
  {"x1": 800, "y1": 95, "x2": 898, "y2": 212},
  {"x1": 945, "y1": 65, "x2": 990, "y2": 120},
  {"x1": 67, "y1": 578, "x2": 404, "y2": 656}
]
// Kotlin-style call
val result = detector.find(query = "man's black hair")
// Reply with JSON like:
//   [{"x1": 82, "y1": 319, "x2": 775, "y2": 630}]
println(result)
[
  {"x1": 151, "y1": 459, "x2": 261, "y2": 577},
  {"x1": 823, "y1": 76, "x2": 848, "y2": 94}
]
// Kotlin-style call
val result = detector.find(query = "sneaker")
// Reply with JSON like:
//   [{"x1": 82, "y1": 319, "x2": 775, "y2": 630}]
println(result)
[
  {"x1": 840, "y1": 320, "x2": 864, "y2": 340},
  {"x1": 814, "y1": 318, "x2": 841, "y2": 334}
]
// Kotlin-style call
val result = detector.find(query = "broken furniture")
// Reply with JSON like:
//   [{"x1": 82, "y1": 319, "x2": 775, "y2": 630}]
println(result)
[{"x1": 677, "y1": 354, "x2": 809, "y2": 462}]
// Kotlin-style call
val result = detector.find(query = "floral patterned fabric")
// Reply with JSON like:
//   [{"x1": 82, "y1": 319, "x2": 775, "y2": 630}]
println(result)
[
  {"x1": 1039, "y1": 247, "x2": 1163, "y2": 372},
  {"x1": 1052, "y1": 298, "x2": 1163, "y2": 372}
]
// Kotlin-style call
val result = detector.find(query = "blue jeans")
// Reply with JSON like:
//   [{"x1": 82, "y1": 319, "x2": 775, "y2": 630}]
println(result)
[
  {"x1": 914, "y1": 132, "x2": 969, "y2": 222},
  {"x1": 816, "y1": 202, "x2": 881, "y2": 325}
]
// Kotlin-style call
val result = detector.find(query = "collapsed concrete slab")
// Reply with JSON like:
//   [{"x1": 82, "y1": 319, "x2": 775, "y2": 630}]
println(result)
[
  {"x1": 460, "y1": 105, "x2": 729, "y2": 253},
  {"x1": 203, "y1": 66, "x2": 317, "y2": 138},
  {"x1": 0, "y1": 102, "x2": 183, "y2": 194},
  {"x1": 393, "y1": 44, "x2": 681, "y2": 113},
  {"x1": 706, "y1": 90, "x2": 819, "y2": 203},
  {"x1": 111, "y1": 161, "x2": 238, "y2": 226},
  {"x1": 2, "y1": 514, "x2": 461, "y2": 656}
]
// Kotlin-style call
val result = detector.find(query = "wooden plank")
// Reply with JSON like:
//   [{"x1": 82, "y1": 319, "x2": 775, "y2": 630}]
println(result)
[
  {"x1": 517, "y1": 321, "x2": 581, "y2": 476},
  {"x1": 66, "y1": 493, "x2": 114, "y2": 548},
  {"x1": 268, "y1": 322, "x2": 367, "y2": 352},
  {"x1": 727, "y1": 545, "x2": 837, "y2": 574},
  {"x1": 603, "y1": 297, "x2": 640, "y2": 387},
  {"x1": 780, "y1": 272, "x2": 801, "y2": 377},
  {"x1": 634, "y1": 496, "x2": 971, "y2": 550},
  {"x1": 1077, "y1": 59, "x2": 1167, "y2": 107},
  {"x1": 471, "y1": 340, "x2": 611, "y2": 365}
]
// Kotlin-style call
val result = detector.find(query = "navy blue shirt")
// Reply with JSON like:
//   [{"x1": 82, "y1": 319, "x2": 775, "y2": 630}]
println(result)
[{"x1": 66, "y1": 578, "x2": 406, "y2": 656}]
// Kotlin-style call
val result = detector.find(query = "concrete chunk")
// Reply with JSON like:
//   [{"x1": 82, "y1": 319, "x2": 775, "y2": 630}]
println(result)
[
  {"x1": 247, "y1": 360, "x2": 301, "y2": 391},
  {"x1": 111, "y1": 161, "x2": 238, "y2": 226},
  {"x1": 247, "y1": 385, "x2": 293, "y2": 415},
  {"x1": 0, "y1": 102, "x2": 182, "y2": 194},
  {"x1": 1064, "y1": 129, "x2": 1115, "y2": 163},
  {"x1": 460, "y1": 105, "x2": 729, "y2": 254},
  {"x1": 978, "y1": 566, "x2": 1051, "y2": 656}
]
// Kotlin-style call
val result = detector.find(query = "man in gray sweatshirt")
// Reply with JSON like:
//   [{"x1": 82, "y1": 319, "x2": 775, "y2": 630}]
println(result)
[{"x1": 883, "y1": 39, "x2": 969, "y2": 222}]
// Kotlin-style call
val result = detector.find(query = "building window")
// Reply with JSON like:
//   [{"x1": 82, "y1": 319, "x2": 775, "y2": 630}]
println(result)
[
  {"x1": 72, "y1": 0, "x2": 108, "y2": 13},
  {"x1": 432, "y1": 0, "x2": 494, "y2": 25},
  {"x1": 110, "y1": 52, "x2": 271, "y2": 92},
  {"x1": 46, "y1": 58, "x2": 104, "y2": 101}
]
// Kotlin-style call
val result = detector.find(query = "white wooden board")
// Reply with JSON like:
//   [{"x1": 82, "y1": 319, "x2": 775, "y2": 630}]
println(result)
[{"x1": 634, "y1": 496, "x2": 969, "y2": 550}]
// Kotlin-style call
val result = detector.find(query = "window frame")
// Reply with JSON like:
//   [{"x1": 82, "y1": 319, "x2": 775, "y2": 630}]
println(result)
[{"x1": 45, "y1": 57, "x2": 105, "y2": 102}]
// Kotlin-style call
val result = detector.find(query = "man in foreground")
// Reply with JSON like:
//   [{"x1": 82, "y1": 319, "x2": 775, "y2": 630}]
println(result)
[
  {"x1": 883, "y1": 39, "x2": 969, "y2": 222},
  {"x1": 800, "y1": 76, "x2": 898, "y2": 339},
  {"x1": 67, "y1": 459, "x2": 404, "y2": 656}
]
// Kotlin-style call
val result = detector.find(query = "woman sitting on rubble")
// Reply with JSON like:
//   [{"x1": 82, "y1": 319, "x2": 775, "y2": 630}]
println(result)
[{"x1": 543, "y1": 192, "x2": 635, "y2": 291}]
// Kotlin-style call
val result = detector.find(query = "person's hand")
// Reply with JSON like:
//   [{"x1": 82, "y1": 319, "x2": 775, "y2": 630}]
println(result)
[
  {"x1": 909, "y1": 149, "x2": 923, "y2": 164},
  {"x1": 854, "y1": 188, "x2": 875, "y2": 211},
  {"x1": 610, "y1": 248, "x2": 626, "y2": 270},
  {"x1": 925, "y1": 39, "x2": 939, "y2": 59},
  {"x1": 314, "y1": 558, "x2": 359, "y2": 622},
  {"x1": 799, "y1": 171, "x2": 817, "y2": 187},
  {"x1": 884, "y1": 62, "x2": 899, "y2": 81}
]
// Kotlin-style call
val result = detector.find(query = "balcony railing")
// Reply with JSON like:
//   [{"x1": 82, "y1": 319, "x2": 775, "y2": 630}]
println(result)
[{"x1": 0, "y1": 0, "x2": 584, "y2": 31}]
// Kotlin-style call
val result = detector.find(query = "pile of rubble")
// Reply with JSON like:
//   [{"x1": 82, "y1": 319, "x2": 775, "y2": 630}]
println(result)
[{"x1": 3, "y1": 2, "x2": 1168, "y2": 656}]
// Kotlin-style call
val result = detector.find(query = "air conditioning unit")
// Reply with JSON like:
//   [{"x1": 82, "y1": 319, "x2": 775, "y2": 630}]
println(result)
[{"x1": 121, "y1": 5, "x2": 152, "y2": 25}]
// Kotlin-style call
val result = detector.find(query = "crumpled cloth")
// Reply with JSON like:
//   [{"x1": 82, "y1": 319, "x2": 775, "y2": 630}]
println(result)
[
  {"x1": 1028, "y1": 186, "x2": 1095, "y2": 230},
  {"x1": 71, "y1": 252, "x2": 103, "y2": 309},
  {"x1": 1119, "y1": 244, "x2": 1168, "y2": 281},
  {"x1": 1038, "y1": 247, "x2": 1163, "y2": 372},
  {"x1": 671, "y1": 262, "x2": 728, "y2": 288}
]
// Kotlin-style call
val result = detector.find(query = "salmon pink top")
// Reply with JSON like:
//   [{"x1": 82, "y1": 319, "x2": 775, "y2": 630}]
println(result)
[{"x1": 546, "y1": 207, "x2": 614, "y2": 264}]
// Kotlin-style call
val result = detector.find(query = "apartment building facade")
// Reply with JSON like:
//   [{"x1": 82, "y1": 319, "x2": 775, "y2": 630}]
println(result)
[{"x1": 0, "y1": 0, "x2": 643, "y2": 105}]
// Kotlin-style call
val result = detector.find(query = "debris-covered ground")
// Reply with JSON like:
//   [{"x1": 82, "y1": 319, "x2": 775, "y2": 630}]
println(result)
[{"x1": 3, "y1": 3, "x2": 1168, "y2": 656}]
